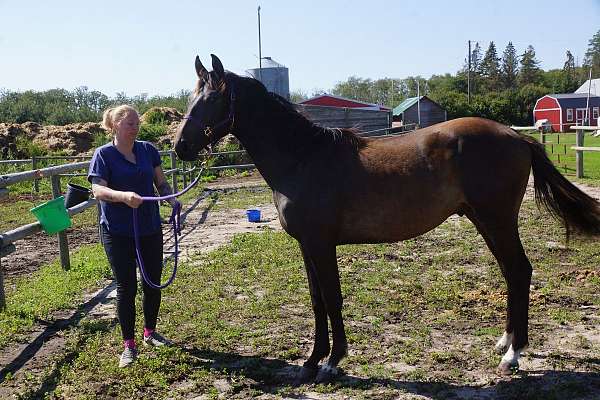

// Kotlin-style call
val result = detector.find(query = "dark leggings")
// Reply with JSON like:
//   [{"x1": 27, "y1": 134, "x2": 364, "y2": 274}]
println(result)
[{"x1": 101, "y1": 224, "x2": 163, "y2": 340}]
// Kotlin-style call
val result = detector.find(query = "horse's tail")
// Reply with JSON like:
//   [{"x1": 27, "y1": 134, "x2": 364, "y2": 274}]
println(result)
[{"x1": 521, "y1": 134, "x2": 600, "y2": 239}]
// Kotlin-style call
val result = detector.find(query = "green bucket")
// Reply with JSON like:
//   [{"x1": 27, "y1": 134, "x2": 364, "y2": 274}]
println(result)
[{"x1": 30, "y1": 196, "x2": 72, "y2": 234}]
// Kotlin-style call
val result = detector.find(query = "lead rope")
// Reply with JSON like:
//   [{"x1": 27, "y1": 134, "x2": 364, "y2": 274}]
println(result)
[{"x1": 132, "y1": 151, "x2": 212, "y2": 289}]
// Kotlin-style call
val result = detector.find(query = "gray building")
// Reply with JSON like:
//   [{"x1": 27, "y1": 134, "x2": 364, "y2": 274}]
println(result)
[
  {"x1": 392, "y1": 96, "x2": 447, "y2": 128},
  {"x1": 247, "y1": 57, "x2": 290, "y2": 100}
]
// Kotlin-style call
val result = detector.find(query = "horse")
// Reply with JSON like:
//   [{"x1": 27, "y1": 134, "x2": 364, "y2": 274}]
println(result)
[{"x1": 174, "y1": 54, "x2": 600, "y2": 384}]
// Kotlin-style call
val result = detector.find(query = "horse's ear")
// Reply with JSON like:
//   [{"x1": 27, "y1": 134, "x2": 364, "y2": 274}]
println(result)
[
  {"x1": 195, "y1": 56, "x2": 209, "y2": 82},
  {"x1": 211, "y1": 54, "x2": 225, "y2": 81}
]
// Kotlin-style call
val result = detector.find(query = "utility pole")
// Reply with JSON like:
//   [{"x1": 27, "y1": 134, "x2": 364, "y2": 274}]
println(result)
[
  {"x1": 257, "y1": 6, "x2": 262, "y2": 81},
  {"x1": 468, "y1": 40, "x2": 471, "y2": 104},
  {"x1": 417, "y1": 80, "x2": 421, "y2": 127},
  {"x1": 585, "y1": 67, "x2": 592, "y2": 125}
]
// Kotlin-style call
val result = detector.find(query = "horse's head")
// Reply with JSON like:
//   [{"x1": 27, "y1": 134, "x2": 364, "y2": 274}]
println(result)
[{"x1": 175, "y1": 54, "x2": 233, "y2": 161}]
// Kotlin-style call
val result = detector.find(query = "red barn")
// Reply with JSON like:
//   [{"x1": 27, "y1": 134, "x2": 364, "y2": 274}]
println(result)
[
  {"x1": 533, "y1": 93, "x2": 600, "y2": 132},
  {"x1": 300, "y1": 94, "x2": 391, "y2": 111}
]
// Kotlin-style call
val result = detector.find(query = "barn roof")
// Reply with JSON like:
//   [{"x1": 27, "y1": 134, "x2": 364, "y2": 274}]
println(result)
[
  {"x1": 545, "y1": 93, "x2": 600, "y2": 109},
  {"x1": 550, "y1": 93, "x2": 593, "y2": 99},
  {"x1": 575, "y1": 79, "x2": 600, "y2": 96},
  {"x1": 392, "y1": 96, "x2": 444, "y2": 116},
  {"x1": 300, "y1": 94, "x2": 391, "y2": 111},
  {"x1": 392, "y1": 96, "x2": 422, "y2": 116}
]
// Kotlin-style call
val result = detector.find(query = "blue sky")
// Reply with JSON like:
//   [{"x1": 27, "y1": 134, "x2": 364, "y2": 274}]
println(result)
[{"x1": 1, "y1": 0, "x2": 599, "y2": 97}]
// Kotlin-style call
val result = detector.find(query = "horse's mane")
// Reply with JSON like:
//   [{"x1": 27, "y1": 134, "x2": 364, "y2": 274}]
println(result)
[{"x1": 235, "y1": 74, "x2": 367, "y2": 153}]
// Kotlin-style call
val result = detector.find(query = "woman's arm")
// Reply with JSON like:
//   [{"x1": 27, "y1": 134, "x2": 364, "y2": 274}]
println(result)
[
  {"x1": 153, "y1": 166, "x2": 180, "y2": 208},
  {"x1": 91, "y1": 177, "x2": 143, "y2": 208}
]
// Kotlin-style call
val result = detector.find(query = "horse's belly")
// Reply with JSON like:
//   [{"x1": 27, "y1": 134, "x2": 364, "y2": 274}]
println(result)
[
  {"x1": 337, "y1": 187, "x2": 462, "y2": 244},
  {"x1": 338, "y1": 210, "x2": 452, "y2": 244}
]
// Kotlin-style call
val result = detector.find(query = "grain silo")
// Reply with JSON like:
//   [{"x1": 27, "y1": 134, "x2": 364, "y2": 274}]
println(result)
[{"x1": 247, "y1": 57, "x2": 290, "y2": 100}]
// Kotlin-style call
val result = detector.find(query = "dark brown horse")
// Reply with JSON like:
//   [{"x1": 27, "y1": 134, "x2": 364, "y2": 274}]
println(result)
[{"x1": 175, "y1": 55, "x2": 600, "y2": 383}]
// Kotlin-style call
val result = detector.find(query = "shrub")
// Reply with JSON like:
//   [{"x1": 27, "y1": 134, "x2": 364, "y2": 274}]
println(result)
[
  {"x1": 138, "y1": 123, "x2": 167, "y2": 143},
  {"x1": 15, "y1": 136, "x2": 47, "y2": 157},
  {"x1": 143, "y1": 108, "x2": 168, "y2": 125}
]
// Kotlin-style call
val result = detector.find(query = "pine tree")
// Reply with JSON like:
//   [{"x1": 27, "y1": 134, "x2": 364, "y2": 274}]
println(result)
[
  {"x1": 562, "y1": 50, "x2": 578, "y2": 92},
  {"x1": 583, "y1": 29, "x2": 600, "y2": 77},
  {"x1": 501, "y1": 42, "x2": 519, "y2": 90},
  {"x1": 519, "y1": 45, "x2": 542, "y2": 86},
  {"x1": 480, "y1": 42, "x2": 501, "y2": 91},
  {"x1": 461, "y1": 42, "x2": 482, "y2": 94}
]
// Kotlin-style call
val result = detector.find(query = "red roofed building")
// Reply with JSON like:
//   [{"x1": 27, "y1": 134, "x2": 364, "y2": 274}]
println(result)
[
  {"x1": 533, "y1": 93, "x2": 600, "y2": 132},
  {"x1": 299, "y1": 94, "x2": 391, "y2": 111}
]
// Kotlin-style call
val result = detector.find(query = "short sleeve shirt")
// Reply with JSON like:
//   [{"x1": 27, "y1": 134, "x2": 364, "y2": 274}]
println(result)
[{"x1": 88, "y1": 141, "x2": 162, "y2": 237}]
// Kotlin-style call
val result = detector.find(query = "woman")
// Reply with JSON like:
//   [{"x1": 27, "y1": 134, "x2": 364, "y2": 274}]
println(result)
[{"x1": 88, "y1": 105, "x2": 180, "y2": 368}]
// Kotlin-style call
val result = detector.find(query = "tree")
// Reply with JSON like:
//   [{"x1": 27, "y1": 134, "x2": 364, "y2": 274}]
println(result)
[
  {"x1": 501, "y1": 42, "x2": 519, "y2": 90},
  {"x1": 332, "y1": 76, "x2": 373, "y2": 102},
  {"x1": 583, "y1": 29, "x2": 600, "y2": 77},
  {"x1": 519, "y1": 45, "x2": 542, "y2": 86},
  {"x1": 561, "y1": 50, "x2": 579, "y2": 92},
  {"x1": 479, "y1": 42, "x2": 501, "y2": 91},
  {"x1": 290, "y1": 90, "x2": 308, "y2": 104},
  {"x1": 460, "y1": 42, "x2": 483, "y2": 95}
]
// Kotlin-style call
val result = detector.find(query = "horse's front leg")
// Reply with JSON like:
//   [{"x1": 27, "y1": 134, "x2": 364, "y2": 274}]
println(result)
[
  {"x1": 309, "y1": 244, "x2": 347, "y2": 384},
  {"x1": 295, "y1": 243, "x2": 330, "y2": 385}
]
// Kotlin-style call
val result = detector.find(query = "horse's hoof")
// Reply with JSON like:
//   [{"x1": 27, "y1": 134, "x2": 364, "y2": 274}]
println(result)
[
  {"x1": 494, "y1": 343, "x2": 508, "y2": 355},
  {"x1": 497, "y1": 360, "x2": 518, "y2": 376},
  {"x1": 315, "y1": 364, "x2": 340, "y2": 384},
  {"x1": 293, "y1": 365, "x2": 318, "y2": 386}
]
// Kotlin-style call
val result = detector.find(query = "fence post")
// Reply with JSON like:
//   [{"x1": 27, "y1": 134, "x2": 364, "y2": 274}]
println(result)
[
  {"x1": 170, "y1": 151, "x2": 178, "y2": 193},
  {"x1": 575, "y1": 128, "x2": 584, "y2": 179},
  {"x1": 51, "y1": 175, "x2": 70, "y2": 270},
  {"x1": 539, "y1": 131, "x2": 546, "y2": 144},
  {"x1": 32, "y1": 156, "x2": 39, "y2": 192},
  {"x1": 182, "y1": 161, "x2": 188, "y2": 188}
]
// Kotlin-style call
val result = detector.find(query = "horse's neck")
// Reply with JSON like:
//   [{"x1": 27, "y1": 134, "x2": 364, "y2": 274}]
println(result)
[
  {"x1": 234, "y1": 96, "x2": 313, "y2": 190},
  {"x1": 235, "y1": 122, "x2": 301, "y2": 190}
]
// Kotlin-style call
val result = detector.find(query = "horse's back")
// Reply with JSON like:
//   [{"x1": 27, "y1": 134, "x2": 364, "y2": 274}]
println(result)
[{"x1": 333, "y1": 118, "x2": 532, "y2": 244}]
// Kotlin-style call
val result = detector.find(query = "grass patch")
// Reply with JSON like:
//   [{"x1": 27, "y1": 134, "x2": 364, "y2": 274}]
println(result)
[
  {"x1": 210, "y1": 186, "x2": 272, "y2": 211},
  {"x1": 527, "y1": 132, "x2": 600, "y2": 182},
  {"x1": 0, "y1": 244, "x2": 111, "y2": 349},
  {"x1": 5, "y1": 191, "x2": 600, "y2": 398}
]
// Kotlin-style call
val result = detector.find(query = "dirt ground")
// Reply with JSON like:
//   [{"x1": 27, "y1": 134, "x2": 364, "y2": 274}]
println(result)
[
  {"x1": 0, "y1": 176, "x2": 281, "y2": 397},
  {"x1": 0, "y1": 176, "x2": 599, "y2": 399},
  {"x1": 1, "y1": 225, "x2": 99, "y2": 278}
]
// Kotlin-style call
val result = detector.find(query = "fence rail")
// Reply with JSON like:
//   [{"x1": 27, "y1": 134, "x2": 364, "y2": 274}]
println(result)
[
  {"x1": 0, "y1": 125, "x2": 416, "y2": 310},
  {"x1": 511, "y1": 125, "x2": 599, "y2": 178},
  {"x1": 0, "y1": 149, "x2": 187, "y2": 310}
]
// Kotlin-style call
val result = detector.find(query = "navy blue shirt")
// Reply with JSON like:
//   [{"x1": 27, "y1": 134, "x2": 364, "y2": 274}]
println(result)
[{"x1": 88, "y1": 141, "x2": 162, "y2": 237}]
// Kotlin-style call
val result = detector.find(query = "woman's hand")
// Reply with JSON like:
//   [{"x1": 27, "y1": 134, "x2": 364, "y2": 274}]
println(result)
[{"x1": 121, "y1": 191, "x2": 143, "y2": 208}]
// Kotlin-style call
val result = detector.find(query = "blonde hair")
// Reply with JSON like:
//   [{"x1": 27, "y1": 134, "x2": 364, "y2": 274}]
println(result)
[{"x1": 101, "y1": 105, "x2": 139, "y2": 133}]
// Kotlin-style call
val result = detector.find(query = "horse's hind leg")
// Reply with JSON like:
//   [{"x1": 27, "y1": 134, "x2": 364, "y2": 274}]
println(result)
[{"x1": 466, "y1": 211, "x2": 533, "y2": 375}]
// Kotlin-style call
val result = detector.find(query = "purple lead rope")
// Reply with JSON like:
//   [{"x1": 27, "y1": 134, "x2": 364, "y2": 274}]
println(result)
[{"x1": 132, "y1": 164, "x2": 207, "y2": 289}]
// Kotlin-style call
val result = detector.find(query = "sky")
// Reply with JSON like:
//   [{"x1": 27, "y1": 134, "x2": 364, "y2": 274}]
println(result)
[{"x1": 1, "y1": 0, "x2": 599, "y2": 98}]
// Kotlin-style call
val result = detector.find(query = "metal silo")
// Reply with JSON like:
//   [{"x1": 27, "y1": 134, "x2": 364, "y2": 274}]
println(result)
[{"x1": 247, "y1": 57, "x2": 290, "y2": 100}]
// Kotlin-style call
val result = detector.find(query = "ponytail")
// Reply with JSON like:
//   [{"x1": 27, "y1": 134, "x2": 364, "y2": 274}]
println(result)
[{"x1": 101, "y1": 105, "x2": 139, "y2": 134}]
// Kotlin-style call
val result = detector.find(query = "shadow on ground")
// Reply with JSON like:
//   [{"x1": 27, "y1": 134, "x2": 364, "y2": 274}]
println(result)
[{"x1": 178, "y1": 346, "x2": 600, "y2": 399}]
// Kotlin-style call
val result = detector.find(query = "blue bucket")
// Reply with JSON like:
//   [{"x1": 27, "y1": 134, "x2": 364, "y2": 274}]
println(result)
[{"x1": 246, "y1": 209, "x2": 261, "y2": 222}]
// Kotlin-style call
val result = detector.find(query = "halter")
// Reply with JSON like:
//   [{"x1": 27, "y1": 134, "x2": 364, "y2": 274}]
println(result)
[{"x1": 182, "y1": 81, "x2": 236, "y2": 147}]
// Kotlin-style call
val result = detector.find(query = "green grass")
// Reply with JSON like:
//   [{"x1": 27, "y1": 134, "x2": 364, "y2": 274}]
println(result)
[
  {"x1": 528, "y1": 132, "x2": 600, "y2": 181},
  {"x1": 6, "y1": 194, "x2": 595, "y2": 399},
  {"x1": 0, "y1": 244, "x2": 111, "y2": 349},
  {"x1": 210, "y1": 186, "x2": 272, "y2": 211}
]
